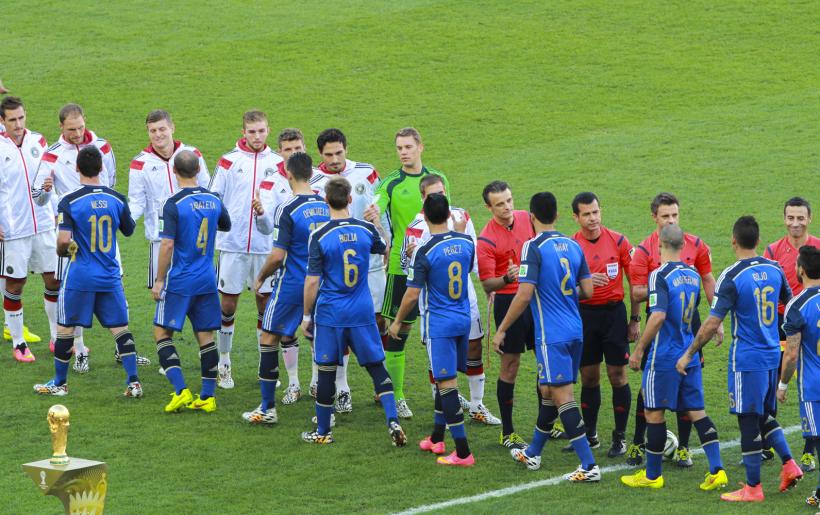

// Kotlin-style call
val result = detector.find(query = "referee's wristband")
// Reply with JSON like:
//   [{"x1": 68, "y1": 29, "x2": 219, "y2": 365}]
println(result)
[
  {"x1": 630, "y1": 315, "x2": 641, "y2": 323},
  {"x1": 778, "y1": 381, "x2": 789, "y2": 391},
  {"x1": 502, "y1": 274, "x2": 512, "y2": 284}
]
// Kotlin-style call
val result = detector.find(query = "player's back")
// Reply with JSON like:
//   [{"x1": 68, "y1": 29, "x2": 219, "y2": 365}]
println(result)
[
  {"x1": 787, "y1": 287, "x2": 820, "y2": 401},
  {"x1": 520, "y1": 231, "x2": 588, "y2": 345},
  {"x1": 647, "y1": 262, "x2": 700, "y2": 369},
  {"x1": 310, "y1": 218, "x2": 386, "y2": 326},
  {"x1": 411, "y1": 232, "x2": 474, "y2": 338},
  {"x1": 58, "y1": 185, "x2": 134, "y2": 291},
  {"x1": 162, "y1": 187, "x2": 230, "y2": 295}
]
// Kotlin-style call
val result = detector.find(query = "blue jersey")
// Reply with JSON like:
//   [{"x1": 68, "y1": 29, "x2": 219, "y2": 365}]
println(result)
[
  {"x1": 272, "y1": 194, "x2": 330, "y2": 305},
  {"x1": 308, "y1": 218, "x2": 387, "y2": 327},
  {"x1": 160, "y1": 187, "x2": 231, "y2": 295},
  {"x1": 519, "y1": 231, "x2": 590, "y2": 345},
  {"x1": 711, "y1": 257, "x2": 791, "y2": 372},
  {"x1": 58, "y1": 185, "x2": 135, "y2": 291},
  {"x1": 407, "y1": 232, "x2": 474, "y2": 338},
  {"x1": 783, "y1": 286, "x2": 820, "y2": 402},
  {"x1": 646, "y1": 262, "x2": 701, "y2": 370}
]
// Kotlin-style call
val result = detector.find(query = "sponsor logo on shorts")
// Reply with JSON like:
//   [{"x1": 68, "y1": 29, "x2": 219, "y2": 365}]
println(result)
[{"x1": 439, "y1": 368, "x2": 447, "y2": 375}]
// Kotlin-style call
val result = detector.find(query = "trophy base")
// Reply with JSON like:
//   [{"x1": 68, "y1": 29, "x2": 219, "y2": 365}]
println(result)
[
  {"x1": 23, "y1": 458, "x2": 108, "y2": 514},
  {"x1": 50, "y1": 454, "x2": 70, "y2": 466}
]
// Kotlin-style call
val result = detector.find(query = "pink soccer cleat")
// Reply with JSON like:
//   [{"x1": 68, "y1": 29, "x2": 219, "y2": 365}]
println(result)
[
  {"x1": 436, "y1": 451, "x2": 475, "y2": 467},
  {"x1": 14, "y1": 347, "x2": 35, "y2": 362},
  {"x1": 419, "y1": 436, "x2": 446, "y2": 455}
]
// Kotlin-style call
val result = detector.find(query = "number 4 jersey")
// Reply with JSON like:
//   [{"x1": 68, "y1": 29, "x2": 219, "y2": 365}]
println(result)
[{"x1": 57, "y1": 185, "x2": 136, "y2": 291}]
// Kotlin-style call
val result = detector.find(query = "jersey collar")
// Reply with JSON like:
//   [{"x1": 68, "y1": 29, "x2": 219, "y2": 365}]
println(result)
[
  {"x1": 144, "y1": 140, "x2": 181, "y2": 161},
  {"x1": 237, "y1": 138, "x2": 267, "y2": 154}
]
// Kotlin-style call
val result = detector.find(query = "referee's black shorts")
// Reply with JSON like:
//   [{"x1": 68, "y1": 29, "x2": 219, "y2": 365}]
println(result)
[
  {"x1": 493, "y1": 293, "x2": 534, "y2": 354},
  {"x1": 580, "y1": 302, "x2": 629, "y2": 367}
]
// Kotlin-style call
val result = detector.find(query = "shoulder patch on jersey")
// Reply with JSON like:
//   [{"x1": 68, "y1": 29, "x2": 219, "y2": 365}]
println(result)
[
  {"x1": 57, "y1": 212, "x2": 64, "y2": 224},
  {"x1": 42, "y1": 152, "x2": 58, "y2": 163},
  {"x1": 130, "y1": 159, "x2": 145, "y2": 171},
  {"x1": 407, "y1": 268, "x2": 414, "y2": 281},
  {"x1": 193, "y1": 148, "x2": 202, "y2": 157},
  {"x1": 366, "y1": 170, "x2": 378, "y2": 184},
  {"x1": 158, "y1": 218, "x2": 164, "y2": 232},
  {"x1": 38, "y1": 136, "x2": 47, "y2": 147},
  {"x1": 518, "y1": 264, "x2": 528, "y2": 277},
  {"x1": 273, "y1": 228, "x2": 279, "y2": 240},
  {"x1": 218, "y1": 157, "x2": 233, "y2": 170},
  {"x1": 100, "y1": 142, "x2": 112, "y2": 154},
  {"x1": 710, "y1": 296, "x2": 718, "y2": 309},
  {"x1": 648, "y1": 293, "x2": 657, "y2": 307}
]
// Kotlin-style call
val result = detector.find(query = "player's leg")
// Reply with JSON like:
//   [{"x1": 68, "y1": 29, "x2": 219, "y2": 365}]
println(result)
[
  {"x1": 493, "y1": 293, "x2": 530, "y2": 447},
  {"x1": 42, "y1": 273, "x2": 60, "y2": 353},
  {"x1": 575, "y1": 306, "x2": 604, "y2": 450},
  {"x1": 303, "y1": 323, "x2": 340, "y2": 443},
  {"x1": 757, "y1": 368, "x2": 803, "y2": 491},
  {"x1": 33, "y1": 323, "x2": 74, "y2": 395},
  {"x1": 430, "y1": 335, "x2": 469, "y2": 464},
  {"x1": 281, "y1": 335, "x2": 302, "y2": 404},
  {"x1": 334, "y1": 348, "x2": 352, "y2": 413},
  {"x1": 603, "y1": 303, "x2": 631, "y2": 457},
  {"x1": 215, "y1": 251, "x2": 247, "y2": 388},
  {"x1": 627, "y1": 350, "x2": 650, "y2": 465},
  {"x1": 381, "y1": 273, "x2": 415, "y2": 417},
  {"x1": 511, "y1": 340, "x2": 556, "y2": 471},
  {"x1": 185, "y1": 293, "x2": 222, "y2": 412},
  {"x1": 465, "y1": 336, "x2": 499, "y2": 424},
  {"x1": 31, "y1": 230, "x2": 59, "y2": 350},
  {"x1": 3, "y1": 275, "x2": 33, "y2": 360},
  {"x1": 153, "y1": 292, "x2": 193, "y2": 410}
]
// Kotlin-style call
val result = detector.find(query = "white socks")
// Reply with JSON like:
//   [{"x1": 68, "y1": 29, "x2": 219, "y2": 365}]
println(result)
[{"x1": 335, "y1": 353, "x2": 350, "y2": 393}]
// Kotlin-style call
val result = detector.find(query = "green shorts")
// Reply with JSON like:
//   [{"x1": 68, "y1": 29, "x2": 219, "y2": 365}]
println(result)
[{"x1": 381, "y1": 273, "x2": 419, "y2": 324}]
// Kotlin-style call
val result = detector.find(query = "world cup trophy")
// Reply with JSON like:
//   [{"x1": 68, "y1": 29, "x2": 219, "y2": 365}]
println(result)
[{"x1": 48, "y1": 404, "x2": 71, "y2": 466}]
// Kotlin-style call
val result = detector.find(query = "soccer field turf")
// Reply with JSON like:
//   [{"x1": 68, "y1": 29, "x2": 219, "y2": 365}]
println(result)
[{"x1": 3, "y1": 1, "x2": 819, "y2": 513}]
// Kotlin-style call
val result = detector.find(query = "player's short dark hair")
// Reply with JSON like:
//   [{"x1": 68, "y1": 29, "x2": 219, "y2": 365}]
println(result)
[
  {"x1": 423, "y1": 193, "x2": 449, "y2": 225},
  {"x1": 482, "y1": 180, "x2": 510, "y2": 205},
  {"x1": 784, "y1": 197, "x2": 812, "y2": 217},
  {"x1": 571, "y1": 192, "x2": 599, "y2": 215},
  {"x1": 242, "y1": 110, "x2": 267, "y2": 127},
  {"x1": 145, "y1": 109, "x2": 172, "y2": 125},
  {"x1": 650, "y1": 192, "x2": 679, "y2": 215},
  {"x1": 277, "y1": 128, "x2": 304, "y2": 147},
  {"x1": 395, "y1": 127, "x2": 422, "y2": 144},
  {"x1": 798, "y1": 245, "x2": 820, "y2": 279},
  {"x1": 59, "y1": 103, "x2": 84, "y2": 124},
  {"x1": 76, "y1": 146, "x2": 102, "y2": 178},
  {"x1": 732, "y1": 215, "x2": 759, "y2": 250},
  {"x1": 0, "y1": 96, "x2": 24, "y2": 119},
  {"x1": 419, "y1": 174, "x2": 444, "y2": 195},
  {"x1": 660, "y1": 224, "x2": 685, "y2": 251},
  {"x1": 325, "y1": 177, "x2": 351, "y2": 210},
  {"x1": 173, "y1": 150, "x2": 200, "y2": 178},
  {"x1": 286, "y1": 152, "x2": 313, "y2": 182},
  {"x1": 530, "y1": 192, "x2": 558, "y2": 224},
  {"x1": 317, "y1": 128, "x2": 346, "y2": 153}
]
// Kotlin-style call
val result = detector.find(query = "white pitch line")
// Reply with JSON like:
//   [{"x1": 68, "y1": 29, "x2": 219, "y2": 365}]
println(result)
[{"x1": 395, "y1": 424, "x2": 802, "y2": 515}]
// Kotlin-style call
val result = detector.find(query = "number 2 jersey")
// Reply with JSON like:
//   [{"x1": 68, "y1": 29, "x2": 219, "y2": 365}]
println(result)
[
  {"x1": 646, "y1": 262, "x2": 701, "y2": 370},
  {"x1": 308, "y1": 218, "x2": 387, "y2": 326},
  {"x1": 711, "y1": 257, "x2": 791, "y2": 372},
  {"x1": 160, "y1": 187, "x2": 231, "y2": 295},
  {"x1": 783, "y1": 286, "x2": 820, "y2": 402},
  {"x1": 58, "y1": 185, "x2": 135, "y2": 291},
  {"x1": 408, "y1": 232, "x2": 475, "y2": 339}
]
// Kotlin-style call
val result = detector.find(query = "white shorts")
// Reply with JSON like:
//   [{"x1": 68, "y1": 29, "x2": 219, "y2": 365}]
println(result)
[
  {"x1": 148, "y1": 240, "x2": 160, "y2": 288},
  {"x1": 369, "y1": 268, "x2": 387, "y2": 313},
  {"x1": 217, "y1": 251, "x2": 274, "y2": 295},
  {"x1": 57, "y1": 243, "x2": 122, "y2": 280},
  {"x1": 468, "y1": 279, "x2": 484, "y2": 340},
  {"x1": 1, "y1": 232, "x2": 58, "y2": 279}
]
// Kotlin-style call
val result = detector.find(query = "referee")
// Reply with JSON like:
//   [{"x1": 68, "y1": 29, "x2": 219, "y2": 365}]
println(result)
[
  {"x1": 568, "y1": 192, "x2": 640, "y2": 458},
  {"x1": 477, "y1": 181, "x2": 535, "y2": 449}
]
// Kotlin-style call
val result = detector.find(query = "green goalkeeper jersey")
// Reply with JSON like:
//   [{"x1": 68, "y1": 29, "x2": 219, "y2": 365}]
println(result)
[{"x1": 375, "y1": 165, "x2": 450, "y2": 275}]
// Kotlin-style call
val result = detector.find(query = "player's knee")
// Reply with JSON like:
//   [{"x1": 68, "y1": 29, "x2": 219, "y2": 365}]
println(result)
[
  {"x1": 606, "y1": 365, "x2": 627, "y2": 387},
  {"x1": 317, "y1": 366, "x2": 336, "y2": 405},
  {"x1": 386, "y1": 332, "x2": 409, "y2": 352},
  {"x1": 580, "y1": 365, "x2": 601, "y2": 388},
  {"x1": 54, "y1": 335, "x2": 74, "y2": 361},
  {"x1": 644, "y1": 409, "x2": 664, "y2": 424},
  {"x1": 199, "y1": 342, "x2": 218, "y2": 378},
  {"x1": 281, "y1": 338, "x2": 299, "y2": 349},
  {"x1": 115, "y1": 331, "x2": 136, "y2": 357},
  {"x1": 156, "y1": 338, "x2": 181, "y2": 370},
  {"x1": 738, "y1": 414, "x2": 762, "y2": 450}
]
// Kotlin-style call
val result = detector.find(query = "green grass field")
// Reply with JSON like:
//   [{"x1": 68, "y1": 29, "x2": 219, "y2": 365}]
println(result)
[{"x1": 3, "y1": 1, "x2": 819, "y2": 513}]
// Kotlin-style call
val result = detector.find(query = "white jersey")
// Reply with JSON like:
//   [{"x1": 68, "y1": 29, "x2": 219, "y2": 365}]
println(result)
[
  {"x1": 209, "y1": 139, "x2": 289, "y2": 254},
  {"x1": 315, "y1": 159, "x2": 384, "y2": 272},
  {"x1": 32, "y1": 130, "x2": 117, "y2": 206},
  {"x1": 128, "y1": 141, "x2": 210, "y2": 241},
  {"x1": 0, "y1": 130, "x2": 54, "y2": 239}
]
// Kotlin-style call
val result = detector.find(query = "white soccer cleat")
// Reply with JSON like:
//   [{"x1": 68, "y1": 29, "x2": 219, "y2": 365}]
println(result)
[
  {"x1": 309, "y1": 383, "x2": 317, "y2": 398},
  {"x1": 73, "y1": 353, "x2": 89, "y2": 374},
  {"x1": 511, "y1": 448, "x2": 542, "y2": 471},
  {"x1": 458, "y1": 394, "x2": 470, "y2": 412},
  {"x1": 217, "y1": 364, "x2": 234, "y2": 389},
  {"x1": 396, "y1": 399, "x2": 414, "y2": 419},
  {"x1": 334, "y1": 390, "x2": 353, "y2": 413},
  {"x1": 124, "y1": 381, "x2": 143, "y2": 398},
  {"x1": 242, "y1": 405, "x2": 278, "y2": 425},
  {"x1": 563, "y1": 464, "x2": 601, "y2": 482},
  {"x1": 470, "y1": 403, "x2": 501, "y2": 425},
  {"x1": 281, "y1": 385, "x2": 301, "y2": 405},
  {"x1": 34, "y1": 380, "x2": 68, "y2": 396}
]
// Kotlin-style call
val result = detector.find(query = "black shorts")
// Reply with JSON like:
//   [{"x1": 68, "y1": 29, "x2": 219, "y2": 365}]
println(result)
[
  {"x1": 641, "y1": 310, "x2": 704, "y2": 370},
  {"x1": 493, "y1": 293, "x2": 534, "y2": 354},
  {"x1": 381, "y1": 273, "x2": 419, "y2": 324},
  {"x1": 580, "y1": 303, "x2": 630, "y2": 367}
]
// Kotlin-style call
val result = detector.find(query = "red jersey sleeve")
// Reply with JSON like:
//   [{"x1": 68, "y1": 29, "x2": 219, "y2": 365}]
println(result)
[
  {"x1": 694, "y1": 239, "x2": 712, "y2": 276},
  {"x1": 477, "y1": 237, "x2": 497, "y2": 281},
  {"x1": 630, "y1": 246, "x2": 650, "y2": 286},
  {"x1": 618, "y1": 234, "x2": 633, "y2": 279},
  {"x1": 764, "y1": 244, "x2": 775, "y2": 260}
]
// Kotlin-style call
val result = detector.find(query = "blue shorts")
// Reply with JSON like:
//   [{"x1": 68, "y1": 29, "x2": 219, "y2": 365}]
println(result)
[
  {"x1": 58, "y1": 288, "x2": 128, "y2": 328},
  {"x1": 728, "y1": 368, "x2": 777, "y2": 416},
  {"x1": 800, "y1": 400, "x2": 820, "y2": 438},
  {"x1": 426, "y1": 335, "x2": 468, "y2": 381},
  {"x1": 535, "y1": 339, "x2": 582, "y2": 386},
  {"x1": 261, "y1": 298, "x2": 301, "y2": 337},
  {"x1": 643, "y1": 366, "x2": 704, "y2": 412},
  {"x1": 313, "y1": 323, "x2": 385, "y2": 367},
  {"x1": 154, "y1": 291, "x2": 221, "y2": 332}
]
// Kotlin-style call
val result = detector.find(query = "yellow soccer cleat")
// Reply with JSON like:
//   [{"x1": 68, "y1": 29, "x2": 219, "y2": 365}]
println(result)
[
  {"x1": 700, "y1": 469, "x2": 728, "y2": 491},
  {"x1": 621, "y1": 469, "x2": 664, "y2": 489},
  {"x1": 187, "y1": 394, "x2": 216, "y2": 413},
  {"x1": 4, "y1": 324, "x2": 41, "y2": 343},
  {"x1": 164, "y1": 388, "x2": 193, "y2": 413}
]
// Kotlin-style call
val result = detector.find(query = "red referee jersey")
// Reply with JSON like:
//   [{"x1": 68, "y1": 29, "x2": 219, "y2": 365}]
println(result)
[
  {"x1": 631, "y1": 230, "x2": 712, "y2": 286},
  {"x1": 477, "y1": 210, "x2": 534, "y2": 294},
  {"x1": 764, "y1": 235, "x2": 820, "y2": 314},
  {"x1": 572, "y1": 226, "x2": 632, "y2": 305}
]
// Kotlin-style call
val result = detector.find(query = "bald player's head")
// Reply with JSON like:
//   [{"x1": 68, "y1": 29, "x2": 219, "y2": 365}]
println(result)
[
  {"x1": 660, "y1": 223, "x2": 684, "y2": 251},
  {"x1": 173, "y1": 150, "x2": 200, "y2": 178}
]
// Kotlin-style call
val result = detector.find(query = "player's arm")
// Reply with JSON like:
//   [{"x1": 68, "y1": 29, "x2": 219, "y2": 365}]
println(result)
[
  {"x1": 492, "y1": 241, "x2": 538, "y2": 353},
  {"x1": 389, "y1": 249, "x2": 426, "y2": 338},
  {"x1": 778, "y1": 301, "x2": 807, "y2": 401},
  {"x1": 101, "y1": 143, "x2": 116, "y2": 188},
  {"x1": 389, "y1": 286, "x2": 421, "y2": 338},
  {"x1": 256, "y1": 247, "x2": 285, "y2": 292},
  {"x1": 629, "y1": 271, "x2": 667, "y2": 370},
  {"x1": 119, "y1": 198, "x2": 136, "y2": 237},
  {"x1": 676, "y1": 315, "x2": 723, "y2": 374},
  {"x1": 196, "y1": 152, "x2": 211, "y2": 187},
  {"x1": 301, "y1": 234, "x2": 324, "y2": 335},
  {"x1": 32, "y1": 157, "x2": 56, "y2": 206},
  {"x1": 576, "y1": 253, "x2": 593, "y2": 300},
  {"x1": 477, "y1": 237, "x2": 517, "y2": 294},
  {"x1": 55, "y1": 199, "x2": 75, "y2": 257},
  {"x1": 629, "y1": 246, "x2": 650, "y2": 303},
  {"x1": 127, "y1": 160, "x2": 147, "y2": 221},
  {"x1": 56, "y1": 229, "x2": 74, "y2": 257},
  {"x1": 152, "y1": 201, "x2": 177, "y2": 300},
  {"x1": 217, "y1": 201, "x2": 231, "y2": 232}
]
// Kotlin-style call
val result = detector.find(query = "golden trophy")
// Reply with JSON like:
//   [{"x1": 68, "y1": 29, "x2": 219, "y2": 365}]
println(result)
[{"x1": 23, "y1": 405, "x2": 108, "y2": 514}]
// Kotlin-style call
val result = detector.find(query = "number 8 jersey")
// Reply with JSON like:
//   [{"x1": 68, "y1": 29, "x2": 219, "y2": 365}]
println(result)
[{"x1": 57, "y1": 185, "x2": 135, "y2": 291}]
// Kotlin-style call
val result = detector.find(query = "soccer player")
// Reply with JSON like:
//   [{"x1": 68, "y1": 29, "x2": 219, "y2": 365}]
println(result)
[
  {"x1": 128, "y1": 110, "x2": 210, "y2": 290},
  {"x1": 677, "y1": 216, "x2": 802, "y2": 501},
  {"x1": 391, "y1": 192, "x2": 474, "y2": 464},
  {"x1": 242, "y1": 152, "x2": 329, "y2": 425},
  {"x1": 33, "y1": 147, "x2": 142, "y2": 397},
  {"x1": 209, "y1": 110, "x2": 289, "y2": 389},
  {"x1": 302, "y1": 176, "x2": 405, "y2": 446},
  {"x1": 621, "y1": 224, "x2": 725, "y2": 490},
  {"x1": 152, "y1": 150, "x2": 231, "y2": 413},
  {"x1": 779, "y1": 245, "x2": 820, "y2": 507},
  {"x1": 369, "y1": 127, "x2": 450, "y2": 419},
  {"x1": 765, "y1": 197, "x2": 819, "y2": 471},
  {"x1": 627, "y1": 192, "x2": 721, "y2": 467},
  {"x1": 400, "y1": 174, "x2": 500, "y2": 425},
  {"x1": 495, "y1": 192, "x2": 599, "y2": 481},
  {"x1": 477, "y1": 181, "x2": 536, "y2": 449},
  {"x1": 569, "y1": 192, "x2": 639, "y2": 456},
  {"x1": 0, "y1": 96, "x2": 57, "y2": 362}
]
